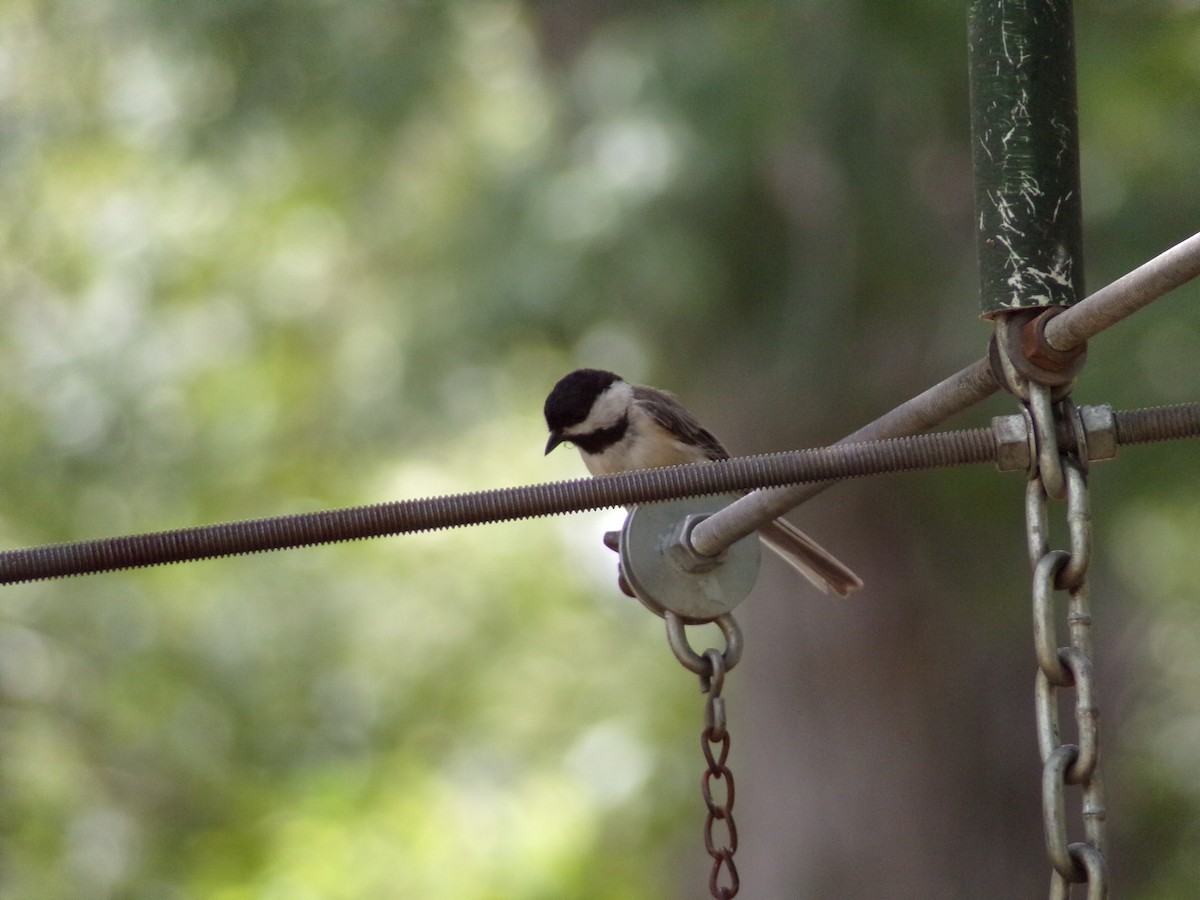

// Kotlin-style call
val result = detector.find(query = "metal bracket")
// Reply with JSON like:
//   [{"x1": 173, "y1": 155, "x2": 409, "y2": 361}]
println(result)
[{"x1": 619, "y1": 495, "x2": 761, "y2": 625}]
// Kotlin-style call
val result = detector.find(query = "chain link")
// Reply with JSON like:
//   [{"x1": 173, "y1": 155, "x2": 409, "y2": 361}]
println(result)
[
  {"x1": 700, "y1": 648, "x2": 739, "y2": 899},
  {"x1": 1023, "y1": 383, "x2": 1108, "y2": 898},
  {"x1": 662, "y1": 612, "x2": 742, "y2": 898}
]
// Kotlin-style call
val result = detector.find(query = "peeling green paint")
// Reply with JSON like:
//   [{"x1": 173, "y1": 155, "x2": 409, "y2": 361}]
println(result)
[{"x1": 968, "y1": 0, "x2": 1083, "y2": 318}]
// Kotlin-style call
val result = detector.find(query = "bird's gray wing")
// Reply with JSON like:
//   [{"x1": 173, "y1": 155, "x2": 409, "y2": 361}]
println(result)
[{"x1": 631, "y1": 385, "x2": 730, "y2": 461}]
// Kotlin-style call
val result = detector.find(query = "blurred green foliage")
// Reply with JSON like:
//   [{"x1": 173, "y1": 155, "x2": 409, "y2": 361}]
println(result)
[{"x1": 0, "y1": 1, "x2": 1198, "y2": 897}]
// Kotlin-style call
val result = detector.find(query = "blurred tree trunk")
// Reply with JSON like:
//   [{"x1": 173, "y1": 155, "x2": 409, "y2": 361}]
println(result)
[{"x1": 738, "y1": 491, "x2": 1048, "y2": 898}]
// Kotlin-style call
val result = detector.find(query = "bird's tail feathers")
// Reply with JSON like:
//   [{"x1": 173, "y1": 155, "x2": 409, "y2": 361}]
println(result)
[{"x1": 758, "y1": 519, "x2": 863, "y2": 597}]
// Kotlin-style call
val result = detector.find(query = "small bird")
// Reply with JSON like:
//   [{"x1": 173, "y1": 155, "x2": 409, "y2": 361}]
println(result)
[{"x1": 543, "y1": 368, "x2": 862, "y2": 596}]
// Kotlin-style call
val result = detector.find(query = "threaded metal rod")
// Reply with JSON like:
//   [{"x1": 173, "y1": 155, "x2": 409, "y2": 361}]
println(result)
[
  {"x1": 2, "y1": 402, "x2": 1197, "y2": 585},
  {"x1": 0, "y1": 430, "x2": 996, "y2": 585},
  {"x1": 1113, "y1": 404, "x2": 1200, "y2": 446}
]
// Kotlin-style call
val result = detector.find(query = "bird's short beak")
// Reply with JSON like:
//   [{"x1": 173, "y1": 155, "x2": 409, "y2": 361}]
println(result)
[{"x1": 545, "y1": 431, "x2": 566, "y2": 455}]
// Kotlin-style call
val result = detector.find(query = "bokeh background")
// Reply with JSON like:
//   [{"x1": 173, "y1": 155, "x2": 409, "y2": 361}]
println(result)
[{"x1": 2, "y1": 2, "x2": 1199, "y2": 897}]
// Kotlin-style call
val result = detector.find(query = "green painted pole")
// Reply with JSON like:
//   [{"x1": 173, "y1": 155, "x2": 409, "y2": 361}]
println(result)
[{"x1": 968, "y1": 0, "x2": 1083, "y2": 318}]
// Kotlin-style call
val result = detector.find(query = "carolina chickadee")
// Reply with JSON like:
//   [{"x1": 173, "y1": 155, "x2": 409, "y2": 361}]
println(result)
[{"x1": 543, "y1": 368, "x2": 862, "y2": 596}]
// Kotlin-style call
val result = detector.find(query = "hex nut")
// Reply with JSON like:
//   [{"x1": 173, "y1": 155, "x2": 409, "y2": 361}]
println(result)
[
  {"x1": 1080, "y1": 404, "x2": 1117, "y2": 461},
  {"x1": 993, "y1": 412, "x2": 1035, "y2": 472}
]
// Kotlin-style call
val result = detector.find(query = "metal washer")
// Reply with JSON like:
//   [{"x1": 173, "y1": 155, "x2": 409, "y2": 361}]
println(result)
[{"x1": 619, "y1": 495, "x2": 761, "y2": 625}]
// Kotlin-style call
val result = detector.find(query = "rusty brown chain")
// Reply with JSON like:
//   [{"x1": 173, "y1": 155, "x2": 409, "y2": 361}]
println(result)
[
  {"x1": 700, "y1": 647, "x2": 738, "y2": 899},
  {"x1": 1023, "y1": 382, "x2": 1108, "y2": 899},
  {"x1": 664, "y1": 613, "x2": 741, "y2": 899}
]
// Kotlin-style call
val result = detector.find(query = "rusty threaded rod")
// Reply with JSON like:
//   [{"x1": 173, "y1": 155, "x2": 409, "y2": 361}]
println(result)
[{"x1": 2, "y1": 402, "x2": 1198, "y2": 585}]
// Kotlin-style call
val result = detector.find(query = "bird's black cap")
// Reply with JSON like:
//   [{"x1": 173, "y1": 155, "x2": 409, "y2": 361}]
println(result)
[{"x1": 543, "y1": 368, "x2": 621, "y2": 453}]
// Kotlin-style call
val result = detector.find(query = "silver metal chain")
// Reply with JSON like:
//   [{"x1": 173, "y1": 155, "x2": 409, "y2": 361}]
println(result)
[{"x1": 1023, "y1": 383, "x2": 1108, "y2": 899}]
